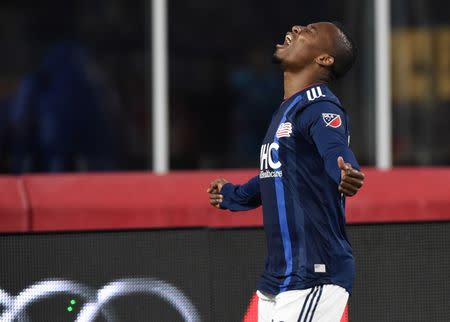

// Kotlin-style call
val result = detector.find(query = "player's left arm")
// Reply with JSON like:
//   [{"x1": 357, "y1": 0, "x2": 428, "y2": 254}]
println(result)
[
  {"x1": 336, "y1": 156, "x2": 365, "y2": 196},
  {"x1": 303, "y1": 101, "x2": 365, "y2": 197}
]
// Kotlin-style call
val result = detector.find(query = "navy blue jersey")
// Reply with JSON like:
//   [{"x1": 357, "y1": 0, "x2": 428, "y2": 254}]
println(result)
[{"x1": 220, "y1": 84, "x2": 359, "y2": 295}]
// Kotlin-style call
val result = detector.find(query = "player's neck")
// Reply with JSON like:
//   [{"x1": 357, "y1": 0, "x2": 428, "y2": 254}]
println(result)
[{"x1": 283, "y1": 70, "x2": 327, "y2": 100}]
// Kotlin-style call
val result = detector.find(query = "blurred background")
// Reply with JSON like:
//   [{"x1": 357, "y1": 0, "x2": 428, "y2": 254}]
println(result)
[
  {"x1": 0, "y1": 1, "x2": 449, "y2": 321},
  {"x1": 0, "y1": 0, "x2": 448, "y2": 174}
]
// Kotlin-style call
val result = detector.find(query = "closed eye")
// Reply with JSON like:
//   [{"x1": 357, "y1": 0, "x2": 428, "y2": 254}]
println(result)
[
  {"x1": 303, "y1": 27, "x2": 312, "y2": 34},
  {"x1": 307, "y1": 24, "x2": 316, "y2": 33}
]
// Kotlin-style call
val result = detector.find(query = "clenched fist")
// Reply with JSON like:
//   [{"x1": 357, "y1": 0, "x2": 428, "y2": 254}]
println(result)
[
  {"x1": 337, "y1": 156, "x2": 365, "y2": 197},
  {"x1": 206, "y1": 178, "x2": 228, "y2": 208}
]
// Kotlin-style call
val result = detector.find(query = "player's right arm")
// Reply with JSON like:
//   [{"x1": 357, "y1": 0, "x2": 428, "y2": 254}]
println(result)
[{"x1": 207, "y1": 176, "x2": 261, "y2": 211}]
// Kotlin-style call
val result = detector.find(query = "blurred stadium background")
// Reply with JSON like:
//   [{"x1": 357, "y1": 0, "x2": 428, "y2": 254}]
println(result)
[{"x1": 0, "y1": 0, "x2": 448, "y2": 321}]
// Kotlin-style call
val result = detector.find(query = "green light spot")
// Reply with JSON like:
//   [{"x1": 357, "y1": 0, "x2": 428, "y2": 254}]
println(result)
[
  {"x1": 70, "y1": 299, "x2": 76, "y2": 305},
  {"x1": 67, "y1": 306, "x2": 73, "y2": 312}
]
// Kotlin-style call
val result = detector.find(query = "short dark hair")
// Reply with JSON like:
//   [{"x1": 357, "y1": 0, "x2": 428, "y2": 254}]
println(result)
[{"x1": 329, "y1": 21, "x2": 358, "y2": 79}]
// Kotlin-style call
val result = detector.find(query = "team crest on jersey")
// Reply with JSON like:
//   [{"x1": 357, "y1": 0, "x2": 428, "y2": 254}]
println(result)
[
  {"x1": 322, "y1": 113, "x2": 342, "y2": 128},
  {"x1": 276, "y1": 122, "x2": 293, "y2": 138}
]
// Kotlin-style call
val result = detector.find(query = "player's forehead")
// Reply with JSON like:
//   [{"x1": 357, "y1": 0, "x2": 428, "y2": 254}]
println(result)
[
  {"x1": 307, "y1": 22, "x2": 338, "y2": 50},
  {"x1": 310, "y1": 22, "x2": 338, "y2": 36}
]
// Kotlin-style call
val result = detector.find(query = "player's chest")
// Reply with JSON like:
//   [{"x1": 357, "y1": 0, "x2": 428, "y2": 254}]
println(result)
[
  {"x1": 259, "y1": 106, "x2": 300, "y2": 173},
  {"x1": 262, "y1": 106, "x2": 298, "y2": 144}
]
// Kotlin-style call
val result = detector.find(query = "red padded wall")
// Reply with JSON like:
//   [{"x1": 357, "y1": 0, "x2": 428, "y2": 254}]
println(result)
[
  {"x1": 19, "y1": 168, "x2": 450, "y2": 232},
  {"x1": 0, "y1": 177, "x2": 29, "y2": 232},
  {"x1": 23, "y1": 170, "x2": 263, "y2": 231},
  {"x1": 346, "y1": 168, "x2": 450, "y2": 222}
]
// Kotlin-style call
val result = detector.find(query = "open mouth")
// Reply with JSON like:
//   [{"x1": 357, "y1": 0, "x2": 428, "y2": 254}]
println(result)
[
  {"x1": 276, "y1": 32, "x2": 293, "y2": 49},
  {"x1": 285, "y1": 33, "x2": 293, "y2": 45}
]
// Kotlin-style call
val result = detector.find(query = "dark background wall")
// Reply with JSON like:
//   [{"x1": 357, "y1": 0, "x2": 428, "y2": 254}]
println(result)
[{"x1": 0, "y1": 0, "x2": 448, "y2": 173}]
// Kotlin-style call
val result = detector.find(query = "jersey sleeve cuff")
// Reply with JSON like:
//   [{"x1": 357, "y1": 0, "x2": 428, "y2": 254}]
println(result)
[{"x1": 219, "y1": 183, "x2": 234, "y2": 209}]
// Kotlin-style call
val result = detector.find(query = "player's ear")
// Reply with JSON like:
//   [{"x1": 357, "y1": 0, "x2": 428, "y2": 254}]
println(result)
[{"x1": 315, "y1": 54, "x2": 334, "y2": 67}]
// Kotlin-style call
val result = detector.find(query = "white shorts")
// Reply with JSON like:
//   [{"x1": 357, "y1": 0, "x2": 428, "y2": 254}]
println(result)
[{"x1": 257, "y1": 284, "x2": 348, "y2": 322}]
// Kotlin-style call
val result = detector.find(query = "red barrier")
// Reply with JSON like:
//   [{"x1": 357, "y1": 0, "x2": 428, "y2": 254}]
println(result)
[
  {"x1": 0, "y1": 177, "x2": 29, "y2": 232},
  {"x1": 346, "y1": 167, "x2": 450, "y2": 222},
  {"x1": 0, "y1": 168, "x2": 447, "y2": 232},
  {"x1": 23, "y1": 170, "x2": 263, "y2": 231}
]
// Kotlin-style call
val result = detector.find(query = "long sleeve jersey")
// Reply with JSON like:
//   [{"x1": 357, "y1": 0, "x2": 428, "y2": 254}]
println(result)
[{"x1": 220, "y1": 84, "x2": 359, "y2": 295}]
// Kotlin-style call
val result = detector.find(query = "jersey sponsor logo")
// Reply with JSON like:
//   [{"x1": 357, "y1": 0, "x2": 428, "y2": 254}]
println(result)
[
  {"x1": 322, "y1": 113, "x2": 342, "y2": 128},
  {"x1": 276, "y1": 122, "x2": 293, "y2": 138},
  {"x1": 259, "y1": 170, "x2": 282, "y2": 179},
  {"x1": 260, "y1": 143, "x2": 281, "y2": 170},
  {"x1": 260, "y1": 143, "x2": 282, "y2": 178},
  {"x1": 306, "y1": 86, "x2": 326, "y2": 101}
]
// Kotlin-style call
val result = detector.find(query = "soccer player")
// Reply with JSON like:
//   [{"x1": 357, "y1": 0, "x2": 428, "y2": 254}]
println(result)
[{"x1": 207, "y1": 22, "x2": 365, "y2": 321}]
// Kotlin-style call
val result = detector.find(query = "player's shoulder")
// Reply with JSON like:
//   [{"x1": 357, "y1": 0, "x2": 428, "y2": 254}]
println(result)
[
  {"x1": 295, "y1": 100, "x2": 346, "y2": 131},
  {"x1": 290, "y1": 84, "x2": 344, "y2": 115},
  {"x1": 287, "y1": 84, "x2": 347, "y2": 131},
  {"x1": 303, "y1": 100, "x2": 344, "y2": 118},
  {"x1": 300, "y1": 84, "x2": 342, "y2": 106}
]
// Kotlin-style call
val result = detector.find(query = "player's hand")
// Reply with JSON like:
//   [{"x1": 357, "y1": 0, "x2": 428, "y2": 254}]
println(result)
[
  {"x1": 337, "y1": 156, "x2": 365, "y2": 197},
  {"x1": 207, "y1": 178, "x2": 228, "y2": 208}
]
